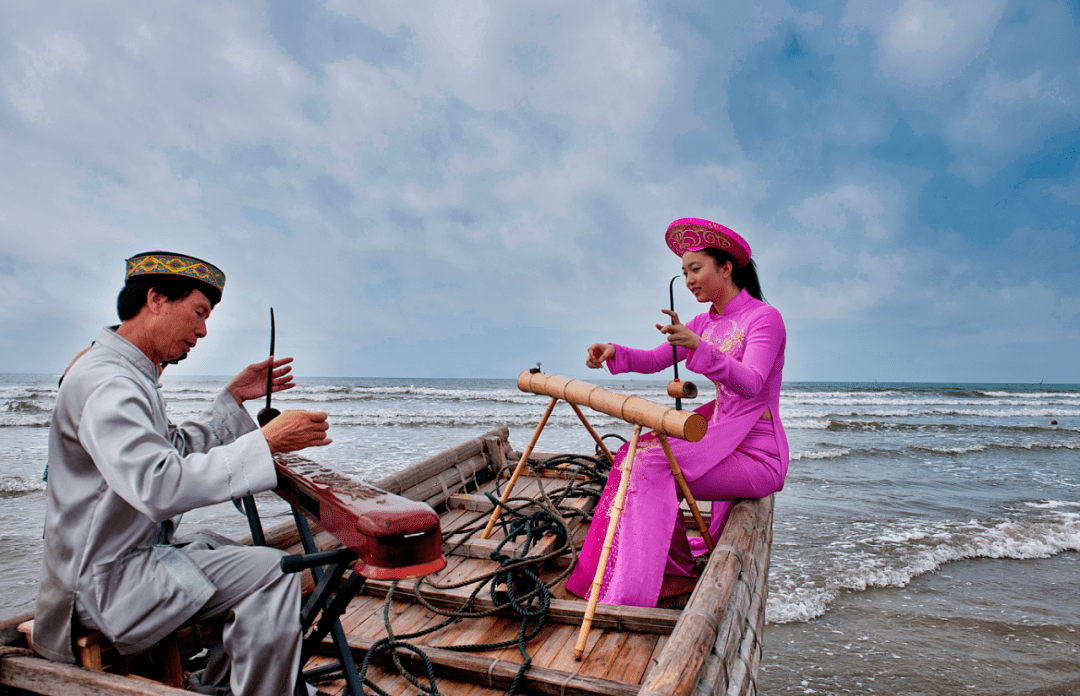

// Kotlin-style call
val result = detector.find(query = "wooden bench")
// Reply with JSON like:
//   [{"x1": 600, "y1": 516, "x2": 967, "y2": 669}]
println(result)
[{"x1": 18, "y1": 619, "x2": 185, "y2": 688}]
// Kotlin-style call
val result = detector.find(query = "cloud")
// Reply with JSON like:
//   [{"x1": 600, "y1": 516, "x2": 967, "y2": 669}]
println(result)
[
  {"x1": 6, "y1": 33, "x2": 88, "y2": 123},
  {"x1": 875, "y1": 0, "x2": 1007, "y2": 87},
  {"x1": 0, "y1": 0, "x2": 1077, "y2": 381},
  {"x1": 789, "y1": 185, "x2": 888, "y2": 240}
]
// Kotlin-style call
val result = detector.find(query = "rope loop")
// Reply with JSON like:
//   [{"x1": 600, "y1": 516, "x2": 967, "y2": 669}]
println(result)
[{"x1": 332, "y1": 449, "x2": 618, "y2": 695}]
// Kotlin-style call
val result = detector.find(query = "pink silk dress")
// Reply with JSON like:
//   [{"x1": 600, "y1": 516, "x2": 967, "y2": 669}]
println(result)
[{"x1": 565, "y1": 289, "x2": 789, "y2": 607}]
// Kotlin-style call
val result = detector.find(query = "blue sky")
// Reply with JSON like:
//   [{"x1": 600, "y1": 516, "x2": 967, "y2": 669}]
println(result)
[{"x1": 0, "y1": 0, "x2": 1077, "y2": 382}]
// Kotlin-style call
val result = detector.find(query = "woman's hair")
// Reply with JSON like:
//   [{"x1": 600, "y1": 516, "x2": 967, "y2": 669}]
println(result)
[
  {"x1": 117, "y1": 275, "x2": 221, "y2": 321},
  {"x1": 700, "y1": 247, "x2": 765, "y2": 302}
]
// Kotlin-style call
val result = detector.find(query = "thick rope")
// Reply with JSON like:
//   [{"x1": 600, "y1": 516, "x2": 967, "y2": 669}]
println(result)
[{"x1": 307, "y1": 450, "x2": 618, "y2": 695}]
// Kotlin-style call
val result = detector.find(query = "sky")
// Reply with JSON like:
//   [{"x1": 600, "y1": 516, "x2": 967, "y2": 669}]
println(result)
[{"x1": 0, "y1": 0, "x2": 1077, "y2": 383}]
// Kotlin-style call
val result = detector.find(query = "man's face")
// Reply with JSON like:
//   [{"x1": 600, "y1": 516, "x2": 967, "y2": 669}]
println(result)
[{"x1": 150, "y1": 288, "x2": 212, "y2": 363}]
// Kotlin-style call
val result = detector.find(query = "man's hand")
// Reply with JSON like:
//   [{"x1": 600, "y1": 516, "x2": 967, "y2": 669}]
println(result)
[
  {"x1": 261, "y1": 410, "x2": 332, "y2": 453},
  {"x1": 227, "y1": 357, "x2": 295, "y2": 405}
]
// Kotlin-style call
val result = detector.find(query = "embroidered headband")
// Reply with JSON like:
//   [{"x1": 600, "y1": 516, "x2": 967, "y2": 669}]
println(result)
[
  {"x1": 125, "y1": 251, "x2": 226, "y2": 295},
  {"x1": 664, "y1": 218, "x2": 751, "y2": 268}
]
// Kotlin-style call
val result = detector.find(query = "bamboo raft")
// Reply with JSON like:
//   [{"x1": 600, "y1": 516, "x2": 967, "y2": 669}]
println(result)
[{"x1": 1, "y1": 399, "x2": 774, "y2": 696}]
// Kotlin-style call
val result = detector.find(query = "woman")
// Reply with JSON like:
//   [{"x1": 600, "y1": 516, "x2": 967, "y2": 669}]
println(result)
[{"x1": 564, "y1": 217, "x2": 789, "y2": 608}]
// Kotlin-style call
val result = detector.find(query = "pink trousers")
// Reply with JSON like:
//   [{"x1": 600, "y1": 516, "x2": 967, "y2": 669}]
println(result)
[{"x1": 565, "y1": 419, "x2": 782, "y2": 607}]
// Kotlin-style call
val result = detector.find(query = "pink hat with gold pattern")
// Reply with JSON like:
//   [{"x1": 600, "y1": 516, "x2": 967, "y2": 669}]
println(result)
[{"x1": 664, "y1": 217, "x2": 751, "y2": 267}]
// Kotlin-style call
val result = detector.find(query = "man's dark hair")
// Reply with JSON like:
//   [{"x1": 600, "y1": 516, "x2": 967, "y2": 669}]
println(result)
[{"x1": 117, "y1": 275, "x2": 222, "y2": 321}]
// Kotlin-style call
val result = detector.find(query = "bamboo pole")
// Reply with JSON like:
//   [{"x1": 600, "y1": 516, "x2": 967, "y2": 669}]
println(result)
[
  {"x1": 517, "y1": 372, "x2": 707, "y2": 442},
  {"x1": 568, "y1": 402, "x2": 614, "y2": 463},
  {"x1": 573, "y1": 424, "x2": 642, "y2": 661},
  {"x1": 656, "y1": 432, "x2": 714, "y2": 552},
  {"x1": 480, "y1": 396, "x2": 558, "y2": 540}
]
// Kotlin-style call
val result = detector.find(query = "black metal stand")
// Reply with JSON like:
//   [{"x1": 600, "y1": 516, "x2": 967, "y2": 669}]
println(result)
[
  {"x1": 238, "y1": 494, "x2": 368, "y2": 695},
  {"x1": 283, "y1": 509, "x2": 367, "y2": 696}
]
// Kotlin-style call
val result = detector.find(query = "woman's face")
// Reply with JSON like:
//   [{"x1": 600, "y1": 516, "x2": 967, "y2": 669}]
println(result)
[{"x1": 682, "y1": 250, "x2": 732, "y2": 304}]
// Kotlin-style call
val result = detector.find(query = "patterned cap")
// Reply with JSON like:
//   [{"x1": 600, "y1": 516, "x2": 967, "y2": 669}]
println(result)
[
  {"x1": 664, "y1": 218, "x2": 751, "y2": 267},
  {"x1": 125, "y1": 251, "x2": 225, "y2": 294}
]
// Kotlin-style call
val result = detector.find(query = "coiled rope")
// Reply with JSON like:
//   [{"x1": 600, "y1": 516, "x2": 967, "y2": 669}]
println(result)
[{"x1": 311, "y1": 448, "x2": 617, "y2": 695}]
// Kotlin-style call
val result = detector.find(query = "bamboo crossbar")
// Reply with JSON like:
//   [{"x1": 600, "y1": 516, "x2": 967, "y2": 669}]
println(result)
[{"x1": 517, "y1": 372, "x2": 707, "y2": 442}]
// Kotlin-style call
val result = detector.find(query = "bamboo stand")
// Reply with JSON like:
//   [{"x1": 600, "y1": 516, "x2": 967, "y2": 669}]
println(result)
[
  {"x1": 484, "y1": 372, "x2": 714, "y2": 662},
  {"x1": 657, "y1": 432, "x2": 714, "y2": 552},
  {"x1": 480, "y1": 396, "x2": 615, "y2": 540},
  {"x1": 572, "y1": 425, "x2": 641, "y2": 660},
  {"x1": 480, "y1": 397, "x2": 559, "y2": 540},
  {"x1": 483, "y1": 372, "x2": 707, "y2": 540}
]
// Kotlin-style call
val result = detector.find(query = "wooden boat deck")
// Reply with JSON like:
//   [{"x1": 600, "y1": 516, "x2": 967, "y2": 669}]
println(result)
[
  {"x1": 0, "y1": 426, "x2": 773, "y2": 696},
  {"x1": 289, "y1": 449, "x2": 667, "y2": 695}
]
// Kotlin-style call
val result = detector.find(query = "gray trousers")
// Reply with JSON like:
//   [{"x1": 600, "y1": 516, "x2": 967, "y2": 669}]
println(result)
[{"x1": 78, "y1": 536, "x2": 304, "y2": 696}]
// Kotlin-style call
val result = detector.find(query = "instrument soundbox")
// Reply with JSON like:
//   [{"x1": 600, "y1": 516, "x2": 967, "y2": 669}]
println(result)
[{"x1": 273, "y1": 453, "x2": 446, "y2": 580}]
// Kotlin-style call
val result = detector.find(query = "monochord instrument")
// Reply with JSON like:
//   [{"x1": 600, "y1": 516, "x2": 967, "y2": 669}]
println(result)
[
  {"x1": 273, "y1": 453, "x2": 446, "y2": 580},
  {"x1": 666, "y1": 275, "x2": 698, "y2": 408}
]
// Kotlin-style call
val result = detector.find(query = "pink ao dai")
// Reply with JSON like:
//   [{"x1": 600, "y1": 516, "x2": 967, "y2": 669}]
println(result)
[{"x1": 565, "y1": 289, "x2": 790, "y2": 607}]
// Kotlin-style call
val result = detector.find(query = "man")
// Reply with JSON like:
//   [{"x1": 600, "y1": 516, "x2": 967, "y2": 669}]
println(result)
[{"x1": 35, "y1": 251, "x2": 332, "y2": 696}]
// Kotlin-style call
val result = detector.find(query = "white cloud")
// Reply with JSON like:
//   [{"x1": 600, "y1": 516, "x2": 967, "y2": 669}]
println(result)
[
  {"x1": 1049, "y1": 180, "x2": 1080, "y2": 206},
  {"x1": 946, "y1": 69, "x2": 1055, "y2": 163},
  {"x1": 6, "y1": 33, "x2": 88, "y2": 123},
  {"x1": 782, "y1": 251, "x2": 907, "y2": 320},
  {"x1": 330, "y1": 1, "x2": 673, "y2": 134},
  {"x1": 848, "y1": 0, "x2": 1007, "y2": 87},
  {"x1": 941, "y1": 280, "x2": 1076, "y2": 346},
  {"x1": 985, "y1": 70, "x2": 1041, "y2": 101},
  {"x1": 788, "y1": 185, "x2": 888, "y2": 240},
  {"x1": 0, "y1": 0, "x2": 1076, "y2": 380}
]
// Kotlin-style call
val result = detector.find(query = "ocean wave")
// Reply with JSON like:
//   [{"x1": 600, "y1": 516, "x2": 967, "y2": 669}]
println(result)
[
  {"x1": 909, "y1": 443, "x2": 989, "y2": 455},
  {"x1": 989, "y1": 441, "x2": 1080, "y2": 452},
  {"x1": 905, "y1": 440, "x2": 1080, "y2": 455},
  {"x1": 161, "y1": 383, "x2": 559, "y2": 407},
  {"x1": 790, "y1": 448, "x2": 851, "y2": 461},
  {"x1": 4, "y1": 400, "x2": 49, "y2": 414},
  {"x1": 820, "y1": 406, "x2": 1080, "y2": 419},
  {"x1": 0, "y1": 417, "x2": 50, "y2": 428},
  {"x1": 767, "y1": 512, "x2": 1080, "y2": 625},
  {"x1": 780, "y1": 418, "x2": 832, "y2": 430},
  {"x1": 782, "y1": 395, "x2": 1060, "y2": 408},
  {"x1": 0, "y1": 478, "x2": 47, "y2": 495},
  {"x1": 981, "y1": 391, "x2": 1080, "y2": 399},
  {"x1": 0, "y1": 385, "x2": 56, "y2": 398},
  {"x1": 825, "y1": 420, "x2": 1076, "y2": 435},
  {"x1": 315, "y1": 410, "x2": 630, "y2": 429},
  {"x1": 1025, "y1": 500, "x2": 1080, "y2": 510}
]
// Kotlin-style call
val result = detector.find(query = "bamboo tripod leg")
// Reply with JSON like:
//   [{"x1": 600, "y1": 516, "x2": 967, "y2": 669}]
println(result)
[
  {"x1": 480, "y1": 396, "x2": 559, "y2": 540},
  {"x1": 573, "y1": 424, "x2": 642, "y2": 661},
  {"x1": 656, "y1": 433, "x2": 715, "y2": 552},
  {"x1": 568, "y1": 402, "x2": 615, "y2": 463}
]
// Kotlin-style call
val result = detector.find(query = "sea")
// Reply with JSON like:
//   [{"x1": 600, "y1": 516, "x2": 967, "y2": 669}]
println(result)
[{"x1": 2, "y1": 373, "x2": 1079, "y2": 695}]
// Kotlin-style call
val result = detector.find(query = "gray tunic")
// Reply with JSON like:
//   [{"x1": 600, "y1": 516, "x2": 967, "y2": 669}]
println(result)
[{"x1": 34, "y1": 327, "x2": 278, "y2": 662}]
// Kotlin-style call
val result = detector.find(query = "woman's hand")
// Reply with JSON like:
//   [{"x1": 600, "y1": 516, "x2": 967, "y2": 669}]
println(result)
[
  {"x1": 586, "y1": 343, "x2": 615, "y2": 369},
  {"x1": 227, "y1": 356, "x2": 295, "y2": 405},
  {"x1": 656, "y1": 310, "x2": 700, "y2": 350}
]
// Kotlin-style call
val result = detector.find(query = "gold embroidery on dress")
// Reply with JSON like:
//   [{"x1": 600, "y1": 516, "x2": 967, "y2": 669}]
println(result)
[
  {"x1": 718, "y1": 328, "x2": 745, "y2": 353},
  {"x1": 697, "y1": 319, "x2": 744, "y2": 419}
]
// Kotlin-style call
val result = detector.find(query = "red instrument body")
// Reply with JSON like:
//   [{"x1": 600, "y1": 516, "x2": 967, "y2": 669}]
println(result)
[{"x1": 273, "y1": 454, "x2": 447, "y2": 580}]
